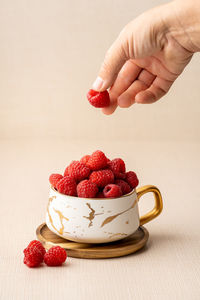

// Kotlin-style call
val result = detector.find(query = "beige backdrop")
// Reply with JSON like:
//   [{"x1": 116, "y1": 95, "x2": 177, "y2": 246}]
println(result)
[
  {"x1": 1, "y1": 1, "x2": 200, "y2": 300},
  {"x1": 0, "y1": 0, "x2": 200, "y2": 141}
]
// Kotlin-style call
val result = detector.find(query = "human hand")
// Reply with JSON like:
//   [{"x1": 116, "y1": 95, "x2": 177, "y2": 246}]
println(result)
[{"x1": 93, "y1": 0, "x2": 200, "y2": 114}]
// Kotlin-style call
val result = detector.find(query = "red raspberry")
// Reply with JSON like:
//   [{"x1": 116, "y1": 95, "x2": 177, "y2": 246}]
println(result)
[
  {"x1": 24, "y1": 247, "x2": 44, "y2": 268},
  {"x1": 108, "y1": 158, "x2": 126, "y2": 179},
  {"x1": 77, "y1": 180, "x2": 98, "y2": 198},
  {"x1": 115, "y1": 179, "x2": 132, "y2": 195},
  {"x1": 24, "y1": 240, "x2": 46, "y2": 258},
  {"x1": 86, "y1": 150, "x2": 108, "y2": 171},
  {"x1": 126, "y1": 171, "x2": 139, "y2": 188},
  {"x1": 106, "y1": 158, "x2": 111, "y2": 163},
  {"x1": 49, "y1": 174, "x2": 63, "y2": 188},
  {"x1": 56, "y1": 176, "x2": 77, "y2": 196},
  {"x1": 87, "y1": 89, "x2": 110, "y2": 108},
  {"x1": 64, "y1": 161, "x2": 91, "y2": 182},
  {"x1": 89, "y1": 169, "x2": 114, "y2": 188},
  {"x1": 44, "y1": 246, "x2": 67, "y2": 266},
  {"x1": 103, "y1": 184, "x2": 122, "y2": 198},
  {"x1": 80, "y1": 155, "x2": 90, "y2": 165},
  {"x1": 114, "y1": 172, "x2": 126, "y2": 180}
]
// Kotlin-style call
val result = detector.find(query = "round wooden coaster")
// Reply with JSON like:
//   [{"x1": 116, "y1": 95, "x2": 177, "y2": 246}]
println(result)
[{"x1": 36, "y1": 223, "x2": 149, "y2": 259}]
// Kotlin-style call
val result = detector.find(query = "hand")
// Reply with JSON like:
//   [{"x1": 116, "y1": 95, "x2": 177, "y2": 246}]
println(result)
[{"x1": 92, "y1": 1, "x2": 200, "y2": 115}]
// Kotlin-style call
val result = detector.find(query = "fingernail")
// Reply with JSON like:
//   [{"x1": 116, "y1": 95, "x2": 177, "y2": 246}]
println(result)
[{"x1": 92, "y1": 77, "x2": 104, "y2": 91}]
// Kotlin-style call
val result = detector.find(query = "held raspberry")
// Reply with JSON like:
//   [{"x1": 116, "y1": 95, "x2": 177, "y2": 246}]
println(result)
[
  {"x1": 89, "y1": 169, "x2": 114, "y2": 188},
  {"x1": 77, "y1": 180, "x2": 98, "y2": 198},
  {"x1": 115, "y1": 179, "x2": 132, "y2": 195},
  {"x1": 87, "y1": 89, "x2": 110, "y2": 108},
  {"x1": 125, "y1": 171, "x2": 139, "y2": 188},
  {"x1": 64, "y1": 161, "x2": 91, "y2": 182},
  {"x1": 56, "y1": 176, "x2": 77, "y2": 196},
  {"x1": 44, "y1": 246, "x2": 67, "y2": 266},
  {"x1": 49, "y1": 174, "x2": 63, "y2": 188},
  {"x1": 103, "y1": 184, "x2": 122, "y2": 198},
  {"x1": 80, "y1": 155, "x2": 90, "y2": 165},
  {"x1": 86, "y1": 150, "x2": 108, "y2": 171},
  {"x1": 108, "y1": 158, "x2": 126, "y2": 179}
]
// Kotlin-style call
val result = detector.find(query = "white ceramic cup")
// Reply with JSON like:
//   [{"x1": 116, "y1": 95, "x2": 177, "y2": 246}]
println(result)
[{"x1": 46, "y1": 185, "x2": 163, "y2": 243}]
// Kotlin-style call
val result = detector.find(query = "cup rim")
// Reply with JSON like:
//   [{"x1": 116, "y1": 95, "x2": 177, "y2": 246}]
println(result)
[{"x1": 50, "y1": 186, "x2": 136, "y2": 200}]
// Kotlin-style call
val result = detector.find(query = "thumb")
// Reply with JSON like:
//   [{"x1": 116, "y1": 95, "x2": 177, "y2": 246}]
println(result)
[{"x1": 92, "y1": 33, "x2": 128, "y2": 91}]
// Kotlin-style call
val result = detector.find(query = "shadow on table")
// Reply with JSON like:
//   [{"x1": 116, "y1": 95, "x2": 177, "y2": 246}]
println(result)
[
  {"x1": 133, "y1": 230, "x2": 185, "y2": 256},
  {"x1": 113, "y1": 230, "x2": 186, "y2": 260}
]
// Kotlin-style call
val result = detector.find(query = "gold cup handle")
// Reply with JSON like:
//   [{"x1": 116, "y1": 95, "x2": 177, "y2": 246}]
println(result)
[{"x1": 136, "y1": 185, "x2": 163, "y2": 225}]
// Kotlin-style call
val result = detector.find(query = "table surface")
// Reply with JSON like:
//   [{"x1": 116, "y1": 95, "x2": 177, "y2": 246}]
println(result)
[{"x1": 0, "y1": 138, "x2": 200, "y2": 300}]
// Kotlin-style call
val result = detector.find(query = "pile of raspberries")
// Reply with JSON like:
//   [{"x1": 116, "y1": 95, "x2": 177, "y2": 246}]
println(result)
[{"x1": 49, "y1": 150, "x2": 139, "y2": 198}]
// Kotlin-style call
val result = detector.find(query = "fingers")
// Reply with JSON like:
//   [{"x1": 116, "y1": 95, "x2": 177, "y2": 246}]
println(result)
[
  {"x1": 118, "y1": 80, "x2": 147, "y2": 107},
  {"x1": 101, "y1": 65, "x2": 174, "y2": 110},
  {"x1": 92, "y1": 34, "x2": 128, "y2": 92},
  {"x1": 101, "y1": 94, "x2": 118, "y2": 115},
  {"x1": 135, "y1": 77, "x2": 173, "y2": 103},
  {"x1": 101, "y1": 60, "x2": 142, "y2": 115},
  {"x1": 138, "y1": 69, "x2": 156, "y2": 86},
  {"x1": 133, "y1": 57, "x2": 179, "y2": 82},
  {"x1": 110, "y1": 60, "x2": 141, "y2": 96},
  {"x1": 117, "y1": 70, "x2": 155, "y2": 108}
]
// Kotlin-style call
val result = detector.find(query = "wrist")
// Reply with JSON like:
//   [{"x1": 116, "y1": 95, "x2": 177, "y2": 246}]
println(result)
[{"x1": 164, "y1": 0, "x2": 200, "y2": 52}]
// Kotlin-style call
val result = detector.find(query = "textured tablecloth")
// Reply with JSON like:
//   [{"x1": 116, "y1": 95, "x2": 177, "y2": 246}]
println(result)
[{"x1": 0, "y1": 138, "x2": 200, "y2": 300}]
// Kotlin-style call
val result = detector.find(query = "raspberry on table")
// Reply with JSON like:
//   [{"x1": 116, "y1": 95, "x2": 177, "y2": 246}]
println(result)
[
  {"x1": 115, "y1": 179, "x2": 132, "y2": 195},
  {"x1": 49, "y1": 174, "x2": 63, "y2": 188},
  {"x1": 87, "y1": 89, "x2": 110, "y2": 108},
  {"x1": 86, "y1": 150, "x2": 108, "y2": 171},
  {"x1": 56, "y1": 176, "x2": 77, "y2": 196},
  {"x1": 125, "y1": 171, "x2": 139, "y2": 188},
  {"x1": 64, "y1": 161, "x2": 91, "y2": 182},
  {"x1": 108, "y1": 158, "x2": 126, "y2": 179},
  {"x1": 23, "y1": 245, "x2": 45, "y2": 268},
  {"x1": 103, "y1": 184, "x2": 122, "y2": 198},
  {"x1": 44, "y1": 246, "x2": 67, "y2": 266},
  {"x1": 80, "y1": 155, "x2": 90, "y2": 165},
  {"x1": 89, "y1": 169, "x2": 114, "y2": 188},
  {"x1": 77, "y1": 180, "x2": 98, "y2": 198},
  {"x1": 24, "y1": 240, "x2": 46, "y2": 258}
]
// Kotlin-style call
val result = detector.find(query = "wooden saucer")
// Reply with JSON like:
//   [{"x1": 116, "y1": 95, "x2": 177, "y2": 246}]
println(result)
[{"x1": 36, "y1": 223, "x2": 149, "y2": 259}]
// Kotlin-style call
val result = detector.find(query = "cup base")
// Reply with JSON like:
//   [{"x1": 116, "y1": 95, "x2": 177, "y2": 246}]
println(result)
[{"x1": 36, "y1": 223, "x2": 149, "y2": 259}]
